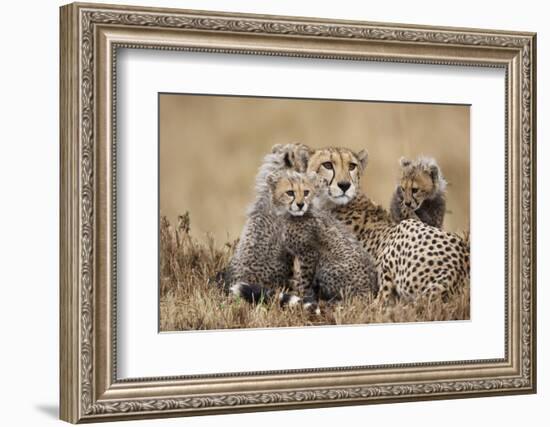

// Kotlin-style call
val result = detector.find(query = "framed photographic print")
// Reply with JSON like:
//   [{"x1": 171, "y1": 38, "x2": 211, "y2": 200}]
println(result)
[{"x1": 60, "y1": 2, "x2": 537, "y2": 423}]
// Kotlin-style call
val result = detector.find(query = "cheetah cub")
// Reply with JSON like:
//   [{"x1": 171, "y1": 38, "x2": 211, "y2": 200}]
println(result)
[
  {"x1": 268, "y1": 170, "x2": 379, "y2": 304},
  {"x1": 226, "y1": 143, "x2": 311, "y2": 304},
  {"x1": 390, "y1": 156, "x2": 447, "y2": 229}
]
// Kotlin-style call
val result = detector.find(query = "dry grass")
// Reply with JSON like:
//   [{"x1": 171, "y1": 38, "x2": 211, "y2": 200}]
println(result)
[{"x1": 159, "y1": 214, "x2": 470, "y2": 332}]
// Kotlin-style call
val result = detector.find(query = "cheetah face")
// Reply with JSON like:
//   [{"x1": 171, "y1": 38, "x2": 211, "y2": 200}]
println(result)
[
  {"x1": 398, "y1": 174, "x2": 432, "y2": 210},
  {"x1": 306, "y1": 147, "x2": 368, "y2": 206},
  {"x1": 268, "y1": 171, "x2": 317, "y2": 217},
  {"x1": 398, "y1": 157, "x2": 444, "y2": 210}
]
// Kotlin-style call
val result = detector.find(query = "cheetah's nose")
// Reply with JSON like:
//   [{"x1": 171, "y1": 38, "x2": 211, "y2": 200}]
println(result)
[
  {"x1": 296, "y1": 202, "x2": 304, "y2": 210},
  {"x1": 338, "y1": 182, "x2": 351, "y2": 193}
]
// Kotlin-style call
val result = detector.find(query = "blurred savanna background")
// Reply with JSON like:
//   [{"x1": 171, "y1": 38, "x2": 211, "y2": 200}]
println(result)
[
  {"x1": 160, "y1": 94, "x2": 469, "y2": 245},
  {"x1": 159, "y1": 93, "x2": 470, "y2": 331}
]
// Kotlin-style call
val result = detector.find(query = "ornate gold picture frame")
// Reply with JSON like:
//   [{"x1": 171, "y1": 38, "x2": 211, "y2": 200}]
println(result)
[{"x1": 60, "y1": 2, "x2": 536, "y2": 423}]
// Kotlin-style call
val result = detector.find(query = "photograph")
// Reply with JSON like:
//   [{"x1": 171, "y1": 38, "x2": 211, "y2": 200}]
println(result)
[{"x1": 158, "y1": 93, "x2": 471, "y2": 331}]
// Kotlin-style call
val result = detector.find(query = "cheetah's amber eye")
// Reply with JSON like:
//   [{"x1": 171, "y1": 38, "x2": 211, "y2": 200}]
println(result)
[
  {"x1": 322, "y1": 162, "x2": 333, "y2": 170},
  {"x1": 304, "y1": 190, "x2": 310, "y2": 197},
  {"x1": 349, "y1": 163, "x2": 357, "y2": 171},
  {"x1": 286, "y1": 190, "x2": 295, "y2": 197}
]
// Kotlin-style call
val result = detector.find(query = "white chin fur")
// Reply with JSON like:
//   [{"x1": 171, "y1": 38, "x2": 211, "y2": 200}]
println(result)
[
  {"x1": 289, "y1": 210, "x2": 305, "y2": 216},
  {"x1": 328, "y1": 187, "x2": 355, "y2": 205},
  {"x1": 329, "y1": 195, "x2": 351, "y2": 205}
]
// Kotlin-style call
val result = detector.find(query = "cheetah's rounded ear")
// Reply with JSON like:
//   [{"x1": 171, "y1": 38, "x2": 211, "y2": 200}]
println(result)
[
  {"x1": 357, "y1": 149, "x2": 369, "y2": 169},
  {"x1": 399, "y1": 157, "x2": 412, "y2": 168},
  {"x1": 428, "y1": 163, "x2": 440, "y2": 183},
  {"x1": 271, "y1": 144, "x2": 284, "y2": 154},
  {"x1": 283, "y1": 151, "x2": 294, "y2": 169},
  {"x1": 295, "y1": 144, "x2": 313, "y2": 172},
  {"x1": 272, "y1": 144, "x2": 297, "y2": 169}
]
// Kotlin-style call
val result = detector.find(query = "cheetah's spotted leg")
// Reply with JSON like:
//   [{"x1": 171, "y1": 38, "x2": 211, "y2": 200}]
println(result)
[
  {"x1": 276, "y1": 254, "x2": 320, "y2": 313},
  {"x1": 286, "y1": 253, "x2": 321, "y2": 315},
  {"x1": 375, "y1": 260, "x2": 397, "y2": 306},
  {"x1": 294, "y1": 252, "x2": 318, "y2": 294}
]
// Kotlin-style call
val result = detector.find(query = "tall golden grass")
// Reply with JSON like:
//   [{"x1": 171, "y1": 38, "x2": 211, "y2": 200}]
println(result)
[{"x1": 159, "y1": 214, "x2": 470, "y2": 332}]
